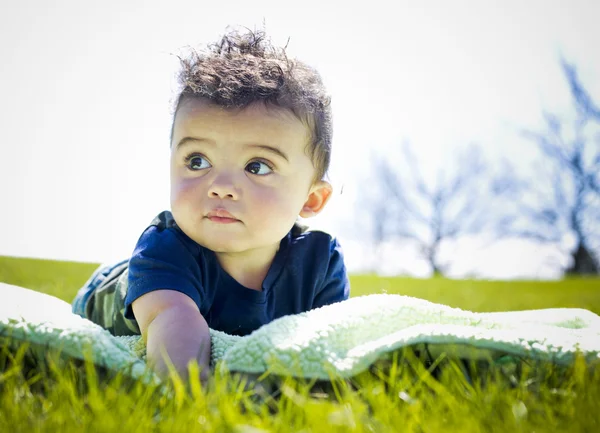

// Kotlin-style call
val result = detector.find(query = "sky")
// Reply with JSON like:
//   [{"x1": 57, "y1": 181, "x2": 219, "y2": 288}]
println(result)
[{"x1": 1, "y1": 0, "x2": 599, "y2": 279}]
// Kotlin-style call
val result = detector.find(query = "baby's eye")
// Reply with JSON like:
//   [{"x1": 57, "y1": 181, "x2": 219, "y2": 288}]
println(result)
[
  {"x1": 186, "y1": 154, "x2": 211, "y2": 171},
  {"x1": 245, "y1": 160, "x2": 273, "y2": 175}
]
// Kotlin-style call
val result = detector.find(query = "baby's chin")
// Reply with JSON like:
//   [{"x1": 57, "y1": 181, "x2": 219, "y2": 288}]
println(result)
[
  {"x1": 195, "y1": 233, "x2": 282, "y2": 257},
  {"x1": 189, "y1": 234, "x2": 243, "y2": 253}
]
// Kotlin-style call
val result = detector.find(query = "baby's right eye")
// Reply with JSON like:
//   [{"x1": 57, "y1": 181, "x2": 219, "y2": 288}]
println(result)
[{"x1": 185, "y1": 154, "x2": 211, "y2": 171}]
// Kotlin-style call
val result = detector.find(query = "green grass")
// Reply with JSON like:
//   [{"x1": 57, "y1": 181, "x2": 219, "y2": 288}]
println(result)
[
  {"x1": 1, "y1": 255, "x2": 600, "y2": 432},
  {"x1": 350, "y1": 274, "x2": 600, "y2": 314}
]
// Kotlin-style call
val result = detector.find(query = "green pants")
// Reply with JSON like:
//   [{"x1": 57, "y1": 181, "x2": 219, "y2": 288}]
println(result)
[{"x1": 72, "y1": 260, "x2": 141, "y2": 336}]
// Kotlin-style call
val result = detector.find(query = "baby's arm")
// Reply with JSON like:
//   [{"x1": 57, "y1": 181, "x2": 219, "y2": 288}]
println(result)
[{"x1": 132, "y1": 289, "x2": 211, "y2": 383}]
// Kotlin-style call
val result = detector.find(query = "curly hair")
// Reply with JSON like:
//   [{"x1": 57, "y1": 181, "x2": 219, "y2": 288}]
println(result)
[{"x1": 171, "y1": 28, "x2": 333, "y2": 182}]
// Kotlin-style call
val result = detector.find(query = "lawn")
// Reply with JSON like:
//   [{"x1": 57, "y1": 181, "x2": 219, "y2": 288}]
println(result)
[{"x1": 1, "y1": 255, "x2": 599, "y2": 432}]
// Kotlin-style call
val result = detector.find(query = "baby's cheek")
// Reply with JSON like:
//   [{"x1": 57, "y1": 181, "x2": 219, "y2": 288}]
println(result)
[
  {"x1": 172, "y1": 177, "x2": 198, "y2": 194},
  {"x1": 171, "y1": 179, "x2": 198, "y2": 204},
  {"x1": 256, "y1": 188, "x2": 290, "y2": 210},
  {"x1": 255, "y1": 190, "x2": 302, "y2": 225}
]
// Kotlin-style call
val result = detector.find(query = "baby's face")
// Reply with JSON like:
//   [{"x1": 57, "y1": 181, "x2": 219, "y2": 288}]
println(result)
[{"x1": 170, "y1": 98, "x2": 323, "y2": 254}]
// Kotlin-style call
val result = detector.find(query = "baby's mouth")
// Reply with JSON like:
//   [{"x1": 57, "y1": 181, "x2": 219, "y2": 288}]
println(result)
[{"x1": 206, "y1": 209, "x2": 240, "y2": 224}]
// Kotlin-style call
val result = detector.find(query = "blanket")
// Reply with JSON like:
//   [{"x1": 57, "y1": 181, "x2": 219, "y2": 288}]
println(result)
[{"x1": 1, "y1": 282, "x2": 599, "y2": 382}]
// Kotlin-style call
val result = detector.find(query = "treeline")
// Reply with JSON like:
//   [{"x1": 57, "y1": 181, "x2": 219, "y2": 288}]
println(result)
[{"x1": 362, "y1": 59, "x2": 600, "y2": 277}]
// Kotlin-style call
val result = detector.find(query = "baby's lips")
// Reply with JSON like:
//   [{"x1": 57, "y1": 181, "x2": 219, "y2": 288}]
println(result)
[{"x1": 206, "y1": 208, "x2": 238, "y2": 220}]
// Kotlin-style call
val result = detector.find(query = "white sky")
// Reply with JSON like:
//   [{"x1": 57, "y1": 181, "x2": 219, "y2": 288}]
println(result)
[{"x1": 1, "y1": 0, "x2": 599, "y2": 278}]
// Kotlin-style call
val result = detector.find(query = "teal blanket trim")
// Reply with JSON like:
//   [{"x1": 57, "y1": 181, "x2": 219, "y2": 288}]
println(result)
[{"x1": 1, "y1": 283, "x2": 599, "y2": 381}]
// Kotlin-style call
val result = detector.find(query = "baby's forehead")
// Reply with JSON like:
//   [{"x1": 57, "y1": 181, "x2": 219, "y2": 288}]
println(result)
[
  {"x1": 172, "y1": 97, "x2": 313, "y2": 150},
  {"x1": 177, "y1": 97, "x2": 302, "y2": 121},
  {"x1": 177, "y1": 98, "x2": 311, "y2": 135}
]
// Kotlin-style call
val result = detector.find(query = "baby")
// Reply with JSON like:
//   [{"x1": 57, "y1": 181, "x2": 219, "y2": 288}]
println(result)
[{"x1": 72, "y1": 28, "x2": 350, "y2": 382}]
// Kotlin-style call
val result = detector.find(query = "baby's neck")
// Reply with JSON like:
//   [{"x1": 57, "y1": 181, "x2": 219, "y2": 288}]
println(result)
[{"x1": 215, "y1": 244, "x2": 279, "y2": 291}]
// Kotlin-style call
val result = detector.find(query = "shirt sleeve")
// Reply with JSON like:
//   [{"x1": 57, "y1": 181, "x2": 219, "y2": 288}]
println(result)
[
  {"x1": 311, "y1": 237, "x2": 351, "y2": 309},
  {"x1": 124, "y1": 225, "x2": 205, "y2": 320}
]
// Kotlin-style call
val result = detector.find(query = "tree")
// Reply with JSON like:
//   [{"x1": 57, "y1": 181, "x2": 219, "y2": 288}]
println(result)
[
  {"x1": 497, "y1": 59, "x2": 600, "y2": 274},
  {"x1": 365, "y1": 142, "x2": 498, "y2": 276}
]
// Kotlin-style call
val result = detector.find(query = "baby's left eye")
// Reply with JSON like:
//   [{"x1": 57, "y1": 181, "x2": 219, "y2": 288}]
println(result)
[{"x1": 245, "y1": 161, "x2": 273, "y2": 175}]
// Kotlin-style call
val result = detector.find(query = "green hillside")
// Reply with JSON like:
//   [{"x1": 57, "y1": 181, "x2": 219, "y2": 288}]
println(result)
[{"x1": 1, "y1": 255, "x2": 599, "y2": 314}]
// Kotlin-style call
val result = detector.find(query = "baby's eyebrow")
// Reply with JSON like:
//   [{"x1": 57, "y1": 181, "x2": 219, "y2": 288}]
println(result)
[
  {"x1": 176, "y1": 136, "x2": 213, "y2": 149},
  {"x1": 176, "y1": 137, "x2": 289, "y2": 162},
  {"x1": 247, "y1": 144, "x2": 289, "y2": 162}
]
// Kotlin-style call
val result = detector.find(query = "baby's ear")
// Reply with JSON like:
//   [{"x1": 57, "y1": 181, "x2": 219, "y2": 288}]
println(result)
[{"x1": 299, "y1": 181, "x2": 333, "y2": 218}]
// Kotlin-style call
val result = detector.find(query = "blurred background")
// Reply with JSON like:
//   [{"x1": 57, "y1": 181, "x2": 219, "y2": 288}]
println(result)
[{"x1": 1, "y1": 0, "x2": 599, "y2": 280}]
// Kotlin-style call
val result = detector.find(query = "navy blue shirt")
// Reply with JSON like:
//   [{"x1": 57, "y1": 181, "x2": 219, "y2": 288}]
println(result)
[{"x1": 125, "y1": 211, "x2": 350, "y2": 336}]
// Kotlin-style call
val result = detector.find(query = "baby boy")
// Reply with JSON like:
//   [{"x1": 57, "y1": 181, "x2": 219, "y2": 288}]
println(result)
[{"x1": 73, "y1": 28, "x2": 350, "y2": 382}]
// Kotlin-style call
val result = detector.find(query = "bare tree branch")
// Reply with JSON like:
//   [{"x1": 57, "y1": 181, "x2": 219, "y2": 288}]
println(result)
[
  {"x1": 551, "y1": 168, "x2": 569, "y2": 212},
  {"x1": 561, "y1": 58, "x2": 600, "y2": 120},
  {"x1": 588, "y1": 175, "x2": 600, "y2": 195},
  {"x1": 401, "y1": 141, "x2": 434, "y2": 201},
  {"x1": 374, "y1": 156, "x2": 430, "y2": 225}
]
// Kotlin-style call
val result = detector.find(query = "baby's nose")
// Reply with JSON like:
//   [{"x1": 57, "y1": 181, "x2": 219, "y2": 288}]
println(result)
[
  {"x1": 208, "y1": 173, "x2": 240, "y2": 200},
  {"x1": 209, "y1": 188, "x2": 236, "y2": 199}
]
